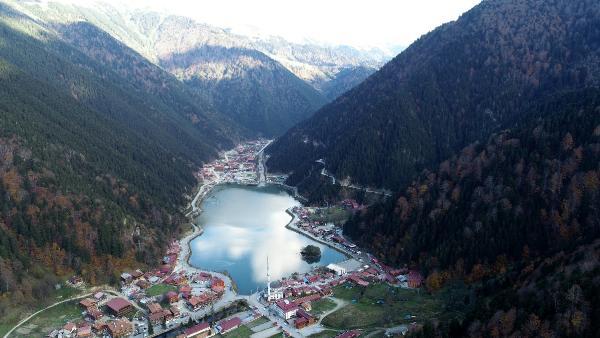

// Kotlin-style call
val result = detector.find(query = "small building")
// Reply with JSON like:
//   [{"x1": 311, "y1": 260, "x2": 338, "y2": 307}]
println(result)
[
  {"x1": 149, "y1": 312, "x2": 165, "y2": 326},
  {"x1": 295, "y1": 309, "x2": 316, "y2": 329},
  {"x1": 63, "y1": 323, "x2": 77, "y2": 336},
  {"x1": 170, "y1": 305, "x2": 181, "y2": 318},
  {"x1": 166, "y1": 291, "x2": 179, "y2": 304},
  {"x1": 337, "y1": 330, "x2": 361, "y2": 338},
  {"x1": 217, "y1": 317, "x2": 241, "y2": 334},
  {"x1": 182, "y1": 322, "x2": 211, "y2": 338},
  {"x1": 94, "y1": 292, "x2": 106, "y2": 301},
  {"x1": 77, "y1": 325, "x2": 92, "y2": 337},
  {"x1": 348, "y1": 275, "x2": 370, "y2": 287},
  {"x1": 86, "y1": 306, "x2": 104, "y2": 321},
  {"x1": 408, "y1": 271, "x2": 423, "y2": 288},
  {"x1": 106, "y1": 319, "x2": 134, "y2": 338},
  {"x1": 105, "y1": 298, "x2": 135, "y2": 317},
  {"x1": 79, "y1": 298, "x2": 97, "y2": 310},
  {"x1": 273, "y1": 299, "x2": 298, "y2": 320},
  {"x1": 147, "y1": 302, "x2": 163, "y2": 314}
]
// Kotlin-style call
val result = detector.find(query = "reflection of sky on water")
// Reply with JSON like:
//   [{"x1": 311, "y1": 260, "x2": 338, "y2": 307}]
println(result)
[{"x1": 189, "y1": 185, "x2": 346, "y2": 294}]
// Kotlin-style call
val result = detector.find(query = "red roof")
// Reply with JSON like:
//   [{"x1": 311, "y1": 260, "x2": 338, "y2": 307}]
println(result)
[
  {"x1": 337, "y1": 330, "x2": 361, "y2": 338},
  {"x1": 219, "y1": 317, "x2": 242, "y2": 332},
  {"x1": 276, "y1": 299, "x2": 299, "y2": 313},
  {"x1": 106, "y1": 298, "x2": 133, "y2": 312},
  {"x1": 184, "y1": 322, "x2": 210, "y2": 335}
]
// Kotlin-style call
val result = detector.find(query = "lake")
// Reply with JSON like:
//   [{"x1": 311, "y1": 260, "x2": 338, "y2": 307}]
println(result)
[{"x1": 189, "y1": 184, "x2": 346, "y2": 294}]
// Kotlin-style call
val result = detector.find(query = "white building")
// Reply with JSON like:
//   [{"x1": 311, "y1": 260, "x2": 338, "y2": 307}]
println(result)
[{"x1": 272, "y1": 299, "x2": 299, "y2": 320}]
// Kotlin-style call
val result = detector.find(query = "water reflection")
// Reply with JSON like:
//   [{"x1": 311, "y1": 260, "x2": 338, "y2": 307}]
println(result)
[{"x1": 189, "y1": 185, "x2": 346, "y2": 294}]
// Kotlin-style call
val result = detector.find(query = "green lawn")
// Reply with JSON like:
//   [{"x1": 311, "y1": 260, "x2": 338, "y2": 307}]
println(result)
[
  {"x1": 10, "y1": 301, "x2": 82, "y2": 338},
  {"x1": 322, "y1": 283, "x2": 467, "y2": 330},
  {"x1": 309, "y1": 207, "x2": 351, "y2": 224},
  {"x1": 310, "y1": 298, "x2": 337, "y2": 316},
  {"x1": 0, "y1": 285, "x2": 81, "y2": 337},
  {"x1": 308, "y1": 330, "x2": 340, "y2": 338},
  {"x1": 146, "y1": 283, "x2": 177, "y2": 297},
  {"x1": 222, "y1": 324, "x2": 254, "y2": 338},
  {"x1": 245, "y1": 316, "x2": 270, "y2": 328}
]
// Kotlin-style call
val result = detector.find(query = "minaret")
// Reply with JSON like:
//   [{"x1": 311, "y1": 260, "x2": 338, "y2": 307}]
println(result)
[{"x1": 266, "y1": 256, "x2": 271, "y2": 300}]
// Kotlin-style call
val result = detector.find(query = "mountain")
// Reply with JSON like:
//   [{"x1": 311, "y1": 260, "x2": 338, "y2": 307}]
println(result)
[
  {"x1": 349, "y1": 89, "x2": 600, "y2": 337},
  {"x1": 0, "y1": 1, "x2": 242, "y2": 312},
  {"x1": 267, "y1": 0, "x2": 600, "y2": 195},
  {"x1": 6, "y1": 0, "x2": 388, "y2": 136},
  {"x1": 321, "y1": 66, "x2": 377, "y2": 100},
  {"x1": 138, "y1": 14, "x2": 328, "y2": 136}
]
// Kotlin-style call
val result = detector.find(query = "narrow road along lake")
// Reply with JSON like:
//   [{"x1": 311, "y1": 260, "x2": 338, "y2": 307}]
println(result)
[{"x1": 189, "y1": 184, "x2": 346, "y2": 294}]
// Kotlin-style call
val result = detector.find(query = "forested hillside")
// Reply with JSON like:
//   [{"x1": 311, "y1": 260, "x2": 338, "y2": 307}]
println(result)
[
  {"x1": 0, "y1": 3, "x2": 240, "y2": 313},
  {"x1": 267, "y1": 0, "x2": 600, "y2": 195},
  {"x1": 4, "y1": 0, "x2": 386, "y2": 136},
  {"x1": 346, "y1": 90, "x2": 600, "y2": 336}
]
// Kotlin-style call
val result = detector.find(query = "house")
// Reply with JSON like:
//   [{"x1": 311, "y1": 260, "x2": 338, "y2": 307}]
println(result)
[
  {"x1": 166, "y1": 291, "x2": 179, "y2": 303},
  {"x1": 106, "y1": 298, "x2": 135, "y2": 317},
  {"x1": 86, "y1": 306, "x2": 104, "y2": 321},
  {"x1": 63, "y1": 323, "x2": 77, "y2": 336},
  {"x1": 181, "y1": 322, "x2": 211, "y2": 338},
  {"x1": 106, "y1": 319, "x2": 134, "y2": 338},
  {"x1": 170, "y1": 305, "x2": 181, "y2": 318},
  {"x1": 187, "y1": 296, "x2": 204, "y2": 311},
  {"x1": 217, "y1": 317, "x2": 242, "y2": 334},
  {"x1": 273, "y1": 299, "x2": 298, "y2": 320},
  {"x1": 147, "y1": 302, "x2": 163, "y2": 314},
  {"x1": 94, "y1": 292, "x2": 106, "y2": 301},
  {"x1": 149, "y1": 312, "x2": 165, "y2": 326},
  {"x1": 294, "y1": 309, "x2": 316, "y2": 329},
  {"x1": 348, "y1": 275, "x2": 369, "y2": 287},
  {"x1": 337, "y1": 330, "x2": 361, "y2": 338},
  {"x1": 79, "y1": 298, "x2": 97, "y2": 310},
  {"x1": 120, "y1": 273, "x2": 133, "y2": 284},
  {"x1": 77, "y1": 325, "x2": 92, "y2": 337},
  {"x1": 408, "y1": 271, "x2": 423, "y2": 288},
  {"x1": 68, "y1": 276, "x2": 83, "y2": 286}
]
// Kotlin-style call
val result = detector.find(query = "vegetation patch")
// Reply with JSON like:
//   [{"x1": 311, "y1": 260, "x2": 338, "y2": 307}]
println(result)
[
  {"x1": 310, "y1": 298, "x2": 338, "y2": 316},
  {"x1": 322, "y1": 283, "x2": 467, "y2": 330},
  {"x1": 222, "y1": 324, "x2": 254, "y2": 338},
  {"x1": 146, "y1": 283, "x2": 177, "y2": 297},
  {"x1": 10, "y1": 301, "x2": 82, "y2": 338}
]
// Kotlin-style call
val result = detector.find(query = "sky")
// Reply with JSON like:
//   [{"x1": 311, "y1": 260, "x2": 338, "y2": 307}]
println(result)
[{"x1": 61, "y1": 0, "x2": 482, "y2": 52}]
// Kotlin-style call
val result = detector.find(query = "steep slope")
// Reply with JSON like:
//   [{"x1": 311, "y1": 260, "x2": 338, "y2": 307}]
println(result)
[
  {"x1": 133, "y1": 14, "x2": 328, "y2": 136},
  {"x1": 345, "y1": 89, "x2": 600, "y2": 268},
  {"x1": 267, "y1": 0, "x2": 600, "y2": 193},
  {"x1": 6, "y1": 0, "x2": 387, "y2": 136},
  {"x1": 321, "y1": 66, "x2": 377, "y2": 100},
  {"x1": 0, "y1": 2, "x2": 239, "y2": 312}
]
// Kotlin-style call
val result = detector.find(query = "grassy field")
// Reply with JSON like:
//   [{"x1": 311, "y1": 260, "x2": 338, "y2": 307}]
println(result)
[
  {"x1": 308, "y1": 329, "x2": 340, "y2": 338},
  {"x1": 309, "y1": 207, "x2": 351, "y2": 224},
  {"x1": 322, "y1": 283, "x2": 468, "y2": 330},
  {"x1": 10, "y1": 301, "x2": 82, "y2": 338},
  {"x1": 246, "y1": 316, "x2": 270, "y2": 328},
  {"x1": 310, "y1": 298, "x2": 338, "y2": 316},
  {"x1": 222, "y1": 324, "x2": 254, "y2": 338},
  {"x1": 0, "y1": 285, "x2": 81, "y2": 337},
  {"x1": 146, "y1": 283, "x2": 177, "y2": 297}
]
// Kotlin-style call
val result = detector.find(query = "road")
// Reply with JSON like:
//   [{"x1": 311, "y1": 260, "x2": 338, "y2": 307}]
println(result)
[
  {"x1": 316, "y1": 160, "x2": 391, "y2": 197},
  {"x1": 256, "y1": 140, "x2": 272, "y2": 186}
]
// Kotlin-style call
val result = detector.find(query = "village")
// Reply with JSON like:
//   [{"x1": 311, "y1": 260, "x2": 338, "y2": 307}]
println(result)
[{"x1": 25, "y1": 140, "x2": 428, "y2": 338}]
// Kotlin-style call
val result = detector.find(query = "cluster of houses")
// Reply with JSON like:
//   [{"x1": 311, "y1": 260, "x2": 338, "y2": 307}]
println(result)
[
  {"x1": 50, "y1": 295, "x2": 139, "y2": 338},
  {"x1": 196, "y1": 139, "x2": 269, "y2": 186}
]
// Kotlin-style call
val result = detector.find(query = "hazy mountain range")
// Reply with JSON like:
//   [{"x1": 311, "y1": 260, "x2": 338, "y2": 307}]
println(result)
[{"x1": 6, "y1": 0, "x2": 387, "y2": 135}]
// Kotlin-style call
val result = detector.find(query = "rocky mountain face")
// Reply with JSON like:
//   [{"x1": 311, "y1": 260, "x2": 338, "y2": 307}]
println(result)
[
  {"x1": 6, "y1": 0, "x2": 388, "y2": 136},
  {"x1": 267, "y1": 0, "x2": 600, "y2": 195}
]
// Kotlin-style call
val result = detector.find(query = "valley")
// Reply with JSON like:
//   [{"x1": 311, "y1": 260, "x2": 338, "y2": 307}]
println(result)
[{"x1": 0, "y1": 0, "x2": 599, "y2": 337}]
